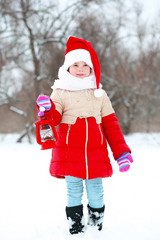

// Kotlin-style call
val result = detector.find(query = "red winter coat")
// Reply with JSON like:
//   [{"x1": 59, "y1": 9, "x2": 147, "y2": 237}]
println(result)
[{"x1": 49, "y1": 89, "x2": 131, "y2": 179}]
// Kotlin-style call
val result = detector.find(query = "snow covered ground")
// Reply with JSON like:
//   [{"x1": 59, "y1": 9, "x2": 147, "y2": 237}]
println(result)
[{"x1": 0, "y1": 133, "x2": 160, "y2": 240}]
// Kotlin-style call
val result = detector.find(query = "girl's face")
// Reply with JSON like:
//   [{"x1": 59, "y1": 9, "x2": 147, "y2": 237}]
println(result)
[{"x1": 68, "y1": 61, "x2": 91, "y2": 78}]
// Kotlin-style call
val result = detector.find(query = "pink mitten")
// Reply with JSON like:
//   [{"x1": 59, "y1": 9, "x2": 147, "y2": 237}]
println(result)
[
  {"x1": 116, "y1": 152, "x2": 133, "y2": 172},
  {"x1": 36, "y1": 95, "x2": 52, "y2": 117}
]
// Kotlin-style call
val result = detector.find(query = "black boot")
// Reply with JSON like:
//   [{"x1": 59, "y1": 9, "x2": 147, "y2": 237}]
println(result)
[
  {"x1": 66, "y1": 204, "x2": 85, "y2": 234},
  {"x1": 87, "y1": 204, "x2": 105, "y2": 231}
]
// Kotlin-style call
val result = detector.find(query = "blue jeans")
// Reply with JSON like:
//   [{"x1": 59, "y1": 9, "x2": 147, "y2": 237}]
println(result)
[{"x1": 65, "y1": 176, "x2": 104, "y2": 208}]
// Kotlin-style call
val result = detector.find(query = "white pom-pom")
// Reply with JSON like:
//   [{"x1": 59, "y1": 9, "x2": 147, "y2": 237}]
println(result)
[
  {"x1": 94, "y1": 89, "x2": 104, "y2": 98},
  {"x1": 39, "y1": 106, "x2": 45, "y2": 112}
]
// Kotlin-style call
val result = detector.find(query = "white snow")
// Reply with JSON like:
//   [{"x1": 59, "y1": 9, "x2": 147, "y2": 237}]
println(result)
[{"x1": 0, "y1": 133, "x2": 160, "y2": 240}]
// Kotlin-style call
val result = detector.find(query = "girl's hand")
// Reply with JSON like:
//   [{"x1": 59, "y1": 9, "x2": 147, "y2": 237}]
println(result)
[
  {"x1": 116, "y1": 152, "x2": 133, "y2": 172},
  {"x1": 36, "y1": 95, "x2": 52, "y2": 117}
]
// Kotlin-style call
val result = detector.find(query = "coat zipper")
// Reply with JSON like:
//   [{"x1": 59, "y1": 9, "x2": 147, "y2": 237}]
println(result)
[
  {"x1": 85, "y1": 118, "x2": 89, "y2": 179},
  {"x1": 98, "y1": 124, "x2": 103, "y2": 145},
  {"x1": 66, "y1": 124, "x2": 71, "y2": 145}
]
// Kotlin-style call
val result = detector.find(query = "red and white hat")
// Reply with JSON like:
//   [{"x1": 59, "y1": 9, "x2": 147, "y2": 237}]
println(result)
[{"x1": 63, "y1": 36, "x2": 103, "y2": 97}]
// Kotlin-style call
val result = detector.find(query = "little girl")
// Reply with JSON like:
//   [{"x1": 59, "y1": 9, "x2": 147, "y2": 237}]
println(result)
[{"x1": 36, "y1": 36, "x2": 133, "y2": 234}]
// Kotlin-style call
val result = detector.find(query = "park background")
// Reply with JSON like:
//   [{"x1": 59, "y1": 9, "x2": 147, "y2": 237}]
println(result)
[{"x1": 0, "y1": 0, "x2": 160, "y2": 140}]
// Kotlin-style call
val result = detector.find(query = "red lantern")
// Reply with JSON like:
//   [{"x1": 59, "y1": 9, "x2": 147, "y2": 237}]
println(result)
[{"x1": 35, "y1": 103, "x2": 57, "y2": 150}]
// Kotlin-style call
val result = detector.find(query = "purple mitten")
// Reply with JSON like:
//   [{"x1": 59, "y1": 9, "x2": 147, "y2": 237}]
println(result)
[
  {"x1": 36, "y1": 95, "x2": 52, "y2": 117},
  {"x1": 117, "y1": 152, "x2": 133, "y2": 172}
]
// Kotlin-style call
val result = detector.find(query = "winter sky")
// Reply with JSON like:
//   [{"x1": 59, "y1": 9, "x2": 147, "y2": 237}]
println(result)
[
  {"x1": 134, "y1": 0, "x2": 160, "y2": 21},
  {"x1": 140, "y1": 0, "x2": 160, "y2": 15},
  {"x1": 59, "y1": 0, "x2": 160, "y2": 22}
]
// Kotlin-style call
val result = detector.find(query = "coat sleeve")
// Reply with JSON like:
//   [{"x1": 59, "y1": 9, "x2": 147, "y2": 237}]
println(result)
[
  {"x1": 50, "y1": 90, "x2": 63, "y2": 126},
  {"x1": 102, "y1": 112, "x2": 131, "y2": 160},
  {"x1": 101, "y1": 91, "x2": 115, "y2": 117}
]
